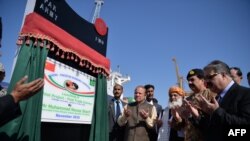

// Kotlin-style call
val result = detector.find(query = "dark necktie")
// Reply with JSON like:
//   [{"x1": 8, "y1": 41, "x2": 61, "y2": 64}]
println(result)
[{"x1": 116, "y1": 100, "x2": 121, "y2": 120}]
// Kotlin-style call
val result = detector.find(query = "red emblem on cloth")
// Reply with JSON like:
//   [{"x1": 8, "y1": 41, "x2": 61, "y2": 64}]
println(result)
[{"x1": 94, "y1": 18, "x2": 107, "y2": 36}]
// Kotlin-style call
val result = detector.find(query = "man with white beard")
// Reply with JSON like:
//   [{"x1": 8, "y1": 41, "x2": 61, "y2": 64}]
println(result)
[
  {"x1": 169, "y1": 95, "x2": 183, "y2": 109},
  {"x1": 157, "y1": 86, "x2": 185, "y2": 141}
]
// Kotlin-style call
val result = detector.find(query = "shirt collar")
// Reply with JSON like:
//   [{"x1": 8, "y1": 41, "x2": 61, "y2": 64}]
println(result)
[
  {"x1": 147, "y1": 100, "x2": 154, "y2": 105},
  {"x1": 220, "y1": 80, "x2": 234, "y2": 98},
  {"x1": 112, "y1": 98, "x2": 121, "y2": 102}
]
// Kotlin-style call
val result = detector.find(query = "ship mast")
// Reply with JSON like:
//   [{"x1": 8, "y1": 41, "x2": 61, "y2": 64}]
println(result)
[
  {"x1": 91, "y1": 0, "x2": 104, "y2": 23},
  {"x1": 172, "y1": 57, "x2": 183, "y2": 89}
]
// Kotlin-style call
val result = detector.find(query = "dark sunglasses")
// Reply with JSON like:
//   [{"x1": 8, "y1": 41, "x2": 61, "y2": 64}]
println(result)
[{"x1": 205, "y1": 73, "x2": 220, "y2": 80}]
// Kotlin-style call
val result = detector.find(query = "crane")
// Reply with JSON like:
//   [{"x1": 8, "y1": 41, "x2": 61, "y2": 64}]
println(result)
[
  {"x1": 172, "y1": 57, "x2": 183, "y2": 89},
  {"x1": 91, "y1": 0, "x2": 104, "y2": 23}
]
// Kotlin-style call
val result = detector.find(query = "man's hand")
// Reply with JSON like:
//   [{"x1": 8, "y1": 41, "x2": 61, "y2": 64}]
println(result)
[
  {"x1": 139, "y1": 109, "x2": 149, "y2": 119},
  {"x1": 171, "y1": 108, "x2": 182, "y2": 122},
  {"x1": 11, "y1": 76, "x2": 44, "y2": 103},
  {"x1": 196, "y1": 95, "x2": 219, "y2": 115},
  {"x1": 183, "y1": 99, "x2": 199, "y2": 119},
  {"x1": 124, "y1": 107, "x2": 131, "y2": 117}
]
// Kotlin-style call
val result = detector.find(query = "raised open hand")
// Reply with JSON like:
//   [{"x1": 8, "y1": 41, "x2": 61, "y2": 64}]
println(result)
[
  {"x1": 11, "y1": 76, "x2": 44, "y2": 103},
  {"x1": 196, "y1": 95, "x2": 219, "y2": 115}
]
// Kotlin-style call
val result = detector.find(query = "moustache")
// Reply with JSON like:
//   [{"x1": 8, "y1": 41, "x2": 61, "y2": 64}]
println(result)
[{"x1": 189, "y1": 84, "x2": 195, "y2": 87}]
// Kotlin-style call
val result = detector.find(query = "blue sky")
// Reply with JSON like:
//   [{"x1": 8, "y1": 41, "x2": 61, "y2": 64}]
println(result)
[{"x1": 1, "y1": 0, "x2": 250, "y2": 108}]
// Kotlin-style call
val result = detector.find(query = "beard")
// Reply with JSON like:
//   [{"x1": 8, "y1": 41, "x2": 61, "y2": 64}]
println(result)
[{"x1": 169, "y1": 98, "x2": 183, "y2": 109}]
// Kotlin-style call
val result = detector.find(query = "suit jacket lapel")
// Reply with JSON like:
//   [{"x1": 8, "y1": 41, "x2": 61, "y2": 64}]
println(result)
[
  {"x1": 220, "y1": 83, "x2": 237, "y2": 108},
  {"x1": 110, "y1": 100, "x2": 116, "y2": 121}
]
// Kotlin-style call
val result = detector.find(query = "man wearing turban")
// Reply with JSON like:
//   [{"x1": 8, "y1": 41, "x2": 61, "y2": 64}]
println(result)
[
  {"x1": 168, "y1": 86, "x2": 185, "y2": 141},
  {"x1": 157, "y1": 86, "x2": 185, "y2": 141}
]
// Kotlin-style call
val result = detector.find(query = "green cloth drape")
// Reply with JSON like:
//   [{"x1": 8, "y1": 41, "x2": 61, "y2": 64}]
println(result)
[
  {"x1": 89, "y1": 74, "x2": 109, "y2": 141},
  {"x1": 0, "y1": 40, "x2": 48, "y2": 141}
]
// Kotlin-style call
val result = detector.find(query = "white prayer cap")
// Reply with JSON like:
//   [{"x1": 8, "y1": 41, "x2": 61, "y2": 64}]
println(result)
[{"x1": 0, "y1": 63, "x2": 5, "y2": 72}]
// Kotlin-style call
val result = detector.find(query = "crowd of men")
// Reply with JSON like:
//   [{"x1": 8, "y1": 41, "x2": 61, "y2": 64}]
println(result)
[
  {"x1": 108, "y1": 60, "x2": 250, "y2": 141},
  {"x1": 1, "y1": 59, "x2": 250, "y2": 141}
]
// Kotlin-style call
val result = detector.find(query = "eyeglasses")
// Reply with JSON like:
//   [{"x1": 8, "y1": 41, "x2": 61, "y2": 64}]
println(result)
[{"x1": 205, "y1": 73, "x2": 220, "y2": 80}]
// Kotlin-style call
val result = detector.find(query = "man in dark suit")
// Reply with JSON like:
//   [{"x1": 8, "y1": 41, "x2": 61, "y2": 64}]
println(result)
[
  {"x1": 108, "y1": 83, "x2": 125, "y2": 141},
  {"x1": 230, "y1": 67, "x2": 243, "y2": 85},
  {"x1": 247, "y1": 72, "x2": 250, "y2": 87},
  {"x1": 144, "y1": 84, "x2": 162, "y2": 141},
  {"x1": 196, "y1": 60, "x2": 250, "y2": 141},
  {"x1": 0, "y1": 75, "x2": 44, "y2": 126}
]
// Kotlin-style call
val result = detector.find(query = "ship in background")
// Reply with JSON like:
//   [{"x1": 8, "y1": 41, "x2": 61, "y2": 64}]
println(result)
[
  {"x1": 92, "y1": 0, "x2": 132, "y2": 102},
  {"x1": 107, "y1": 67, "x2": 131, "y2": 102}
]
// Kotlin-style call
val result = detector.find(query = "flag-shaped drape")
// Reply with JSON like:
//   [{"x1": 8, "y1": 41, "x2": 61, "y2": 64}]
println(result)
[
  {"x1": 0, "y1": 39, "x2": 48, "y2": 141},
  {"x1": 89, "y1": 74, "x2": 109, "y2": 141}
]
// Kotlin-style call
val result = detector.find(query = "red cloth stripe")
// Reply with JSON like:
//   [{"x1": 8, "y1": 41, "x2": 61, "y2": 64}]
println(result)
[{"x1": 20, "y1": 12, "x2": 110, "y2": 74}]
